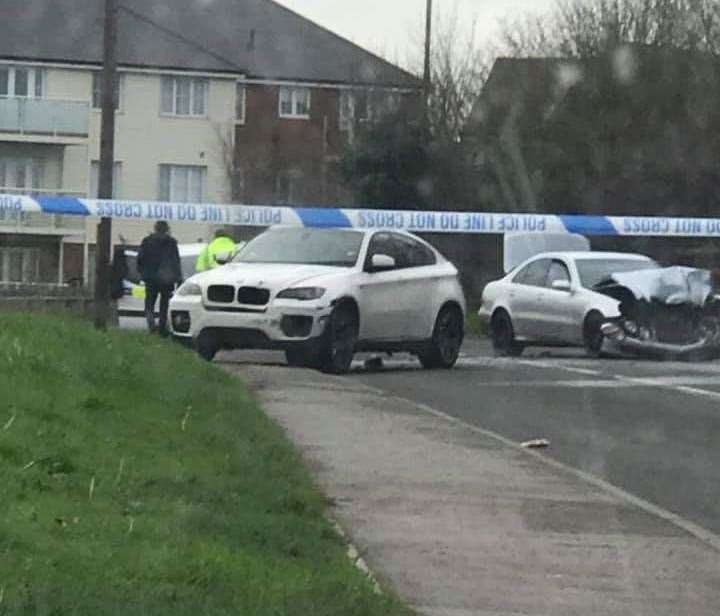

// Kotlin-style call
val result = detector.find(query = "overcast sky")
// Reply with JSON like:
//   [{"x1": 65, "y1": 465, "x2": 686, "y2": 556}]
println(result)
[{"x1": 274, "y1": 0, "x2": 556, "y2": 66}]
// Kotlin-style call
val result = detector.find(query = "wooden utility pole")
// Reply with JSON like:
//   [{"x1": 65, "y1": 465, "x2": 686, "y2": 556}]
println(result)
[
  {"x1": 94, "y1": 0, "x2": 118, "y2": 329},
  {"x1": 423, "y1": 0, "x2": 433, "y2": 103}
]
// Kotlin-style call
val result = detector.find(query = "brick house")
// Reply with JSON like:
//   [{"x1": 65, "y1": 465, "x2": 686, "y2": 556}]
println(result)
[{"x1": 0, "y1": 0, "x2": 419, "y2": 286}]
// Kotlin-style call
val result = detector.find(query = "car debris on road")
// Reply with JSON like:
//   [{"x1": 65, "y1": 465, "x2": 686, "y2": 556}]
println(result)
[{"x1": 521, "y1": 438, "x2": 551, "y2": 449}]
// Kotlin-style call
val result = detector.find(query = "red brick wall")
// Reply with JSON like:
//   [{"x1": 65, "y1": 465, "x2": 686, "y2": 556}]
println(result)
[
  {"x1": 235, "y1": 84, "x2": 350, "y2": 206},
  {"x1": 63, "y1": 242, "x2": 85, "y2": 286}
]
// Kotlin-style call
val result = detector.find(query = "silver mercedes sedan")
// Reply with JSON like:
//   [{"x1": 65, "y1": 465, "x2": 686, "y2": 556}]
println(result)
[{"x1": 479, "y1": 251, "x2": 659, "y2": 356}]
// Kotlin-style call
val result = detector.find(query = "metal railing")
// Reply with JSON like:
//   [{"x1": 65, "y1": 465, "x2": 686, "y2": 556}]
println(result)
[{"x1": 0, "y1": 96, "x2": 90, "y2": 138}]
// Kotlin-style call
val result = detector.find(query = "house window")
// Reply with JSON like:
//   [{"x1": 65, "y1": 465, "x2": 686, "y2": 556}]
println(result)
[
  {"x1": 236, "y1": 83, "x2": 246, "y2": 124},
  {"x1": 0, "y1": 247, "x2": 41, "y2": 283},
  {"x1": 0, "y1": 66, "x2": 44, "y2": 98},
  {"x1": 278, "y1": 87, "x2": 311, "y2": 119},
  {"x1": 90, "y1": 161, "x2": 122, "y2": 198},
  {"x1": 0, "y1": 158, "x2": 44, "y2": 193},
  {"x1": 160, "y1": 76, "x2": 208, "y2": 116},
  {"x1": 159, "y1": 165, "x2": 206, "y2": 202},
  {"x1": 275, "y1": 169, "x2": 303, "y2": 204},
  {"x1": 339, "y1": 90, "x2": 373, "y2": 132},
  {"x1": 92, "y1": 72, "x2": 123, "y2": 110}
]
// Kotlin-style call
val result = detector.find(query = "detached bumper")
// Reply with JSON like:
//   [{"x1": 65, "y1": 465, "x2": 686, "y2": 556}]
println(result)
[
  {"x1": 601, "y1": 322, "x2": 717, "y2": 359},
  {"x1": 168, "y1": 296, "x2": 332, "y2": 350}
]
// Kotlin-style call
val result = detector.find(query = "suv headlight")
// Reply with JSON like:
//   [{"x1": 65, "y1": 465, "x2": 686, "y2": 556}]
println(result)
[
  {"x1": 176, "y1": 282, "x2": 202, "y2": 296},
  {"x1": 276, "y1": 287, "x2": 326, "y2": 301}
]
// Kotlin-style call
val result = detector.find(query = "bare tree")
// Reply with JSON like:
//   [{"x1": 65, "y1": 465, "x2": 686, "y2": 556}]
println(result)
[
  {"x1": 499, "y1": 0, "x2": 720, "y2": 58},
  {"x1": 406, "y1": 9, "x2": 493, "y2": 143},
  {"x1": 479, "y1": 0, "x2": 720, "y2": 216}
]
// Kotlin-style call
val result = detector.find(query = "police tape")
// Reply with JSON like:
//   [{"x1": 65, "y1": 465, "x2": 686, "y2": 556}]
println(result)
[{"x1": 4, "y1": 193, "x2": 720, "y2": 237}]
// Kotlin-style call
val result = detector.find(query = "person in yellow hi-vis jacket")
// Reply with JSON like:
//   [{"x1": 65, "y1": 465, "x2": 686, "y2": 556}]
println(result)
[{"x1": 195, "y1": 229, "x2": 236, "y2": 272}]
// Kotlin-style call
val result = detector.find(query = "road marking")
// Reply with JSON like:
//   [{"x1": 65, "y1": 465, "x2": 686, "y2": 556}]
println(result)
[
  {"x1": 351, "y1": 380, "x2": 720, "y2": 554},
  {"x1": 358, "y1": 355, "x2": 720, "y2": 393},
  {"x1": 469, "y1": 379, "x2": 626, "y2": 388},
  {"x1": 517, "y1": 357, "x2": 720, "y2": 401}
]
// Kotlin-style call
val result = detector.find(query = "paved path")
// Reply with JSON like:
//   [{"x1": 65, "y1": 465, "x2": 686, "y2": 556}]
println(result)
[{"x1": 223, "y1": 354, "x2": 720, "y2": 616}]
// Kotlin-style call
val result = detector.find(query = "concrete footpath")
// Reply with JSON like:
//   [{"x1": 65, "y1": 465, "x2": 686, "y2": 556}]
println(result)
[{"x1": 224, "y1": 362, "x2": 720, "y2": 616}]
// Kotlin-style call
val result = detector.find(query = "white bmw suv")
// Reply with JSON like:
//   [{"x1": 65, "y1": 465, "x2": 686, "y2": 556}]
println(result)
[{"x1": 169, "y1": 226, "x2": 466, "y2": 374}]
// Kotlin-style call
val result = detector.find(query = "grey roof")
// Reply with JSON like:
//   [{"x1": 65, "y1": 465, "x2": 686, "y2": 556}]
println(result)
[{"x1": 0, "y1": 0, "x2": 419, "y2": 87}]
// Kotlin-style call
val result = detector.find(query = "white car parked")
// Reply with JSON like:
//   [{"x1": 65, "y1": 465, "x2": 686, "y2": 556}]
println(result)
[
  {"x1": 479, "y1": 250, "x2": 658, "y2": 356},
  {"x1": 169, "y1": 227, "x2": 466, "y2": 374}
]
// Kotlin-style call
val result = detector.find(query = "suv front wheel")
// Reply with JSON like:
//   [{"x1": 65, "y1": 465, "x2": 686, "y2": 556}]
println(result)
[{"x1": 318, "y1": 303, "x2": 359, "y2": 375}]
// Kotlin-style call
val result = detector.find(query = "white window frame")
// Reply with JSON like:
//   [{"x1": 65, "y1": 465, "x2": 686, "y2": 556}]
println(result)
[
  {"x1": 0, "y1": 66, "x2": 44, "y2": 98},
  {"x1": 160, "y1": 76, "x2": 208, "y2": 117},
  {"x1": 278, "y1": 87, "x2": 311, "y2": 119},
  {"x1": 236, "y1": 83, "x2": 246, "y2": 124},
  {"x1": 92, "y1": 72, "x2": 123, "y2": 111},
  {"x1": 90, "y1": 161, "x2": 122, "y2": 199},
  {"x1": 340, "y1": 90, "x2": 372, "y2": 130},
  {"x1": 158, "y1": 164, "x2": 206, "y2": 203},
  {"x1": 0, "y1": 157, "x2": 44, "y2": 193},
  {"x1": 0, "y1": 247, "x2": 41, "y2": 283}
]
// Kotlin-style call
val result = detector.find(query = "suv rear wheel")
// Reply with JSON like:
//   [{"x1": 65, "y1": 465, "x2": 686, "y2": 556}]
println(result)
[{"x1": 419, "y1": 304, "x2": 464, "y2": 369}]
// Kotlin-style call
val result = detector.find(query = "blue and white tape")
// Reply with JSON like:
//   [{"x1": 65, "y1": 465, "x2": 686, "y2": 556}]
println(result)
[{"x1": 3, "y1": 193, "x2": 720, "y2": 238}]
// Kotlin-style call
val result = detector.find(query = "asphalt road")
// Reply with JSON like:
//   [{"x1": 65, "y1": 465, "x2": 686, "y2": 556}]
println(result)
[{"x1": 342, "y1": 338, "x2": 720, "y2": 539}]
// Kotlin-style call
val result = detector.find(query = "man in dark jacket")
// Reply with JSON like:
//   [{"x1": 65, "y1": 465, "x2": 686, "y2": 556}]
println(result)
[{"x1": 137, "y1": 220, "x2": 182, "y2": 335}]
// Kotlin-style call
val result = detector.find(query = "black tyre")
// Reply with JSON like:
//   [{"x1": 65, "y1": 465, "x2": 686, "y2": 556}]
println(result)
[
  {"x1": 195, "y1": 330, "x2": 219, "y2": 362},
  {"x1": 491, "y1": 311, "x2": 524, "y2": 357},
  {"x1": 419, "y1": 304, "x2": 464, "y2": 369},
  {"x1": 318, "y1": 303, "x2": 359, "y2": 375},
  {"x1": 285, "y1": 345, "x2": 320, "y2": 368},
  {"x1": 583, "y1": 312, "x2": 605, "y2": 358}
]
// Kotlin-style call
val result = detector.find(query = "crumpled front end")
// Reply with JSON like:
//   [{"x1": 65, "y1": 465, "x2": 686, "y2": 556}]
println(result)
[{"x1": 596, "y1": 267, "x2": 720, "y2": 360}]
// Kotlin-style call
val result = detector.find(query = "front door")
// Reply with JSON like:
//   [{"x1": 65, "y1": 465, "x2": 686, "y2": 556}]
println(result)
[
  {"x1": 540, "y1": 259, "x2": 575, "y2": 342},
  {"x1": 357, "y1": 233, "x2": 411, "y2": 341},
  {"x1": 510, "y1": 258, "x2": 551, "y2": 341}
]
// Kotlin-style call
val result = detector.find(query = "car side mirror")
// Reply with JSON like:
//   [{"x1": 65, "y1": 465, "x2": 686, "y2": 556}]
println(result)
[
  {"x1": 368, "y1": 254, "x2": 396, "y2": 272},
  {"x1": 551, "y1": 279, "x2": 572, "y2": 292},
  {"x1": 214, "y1": 251, "x2": 232, "y2": 265}
]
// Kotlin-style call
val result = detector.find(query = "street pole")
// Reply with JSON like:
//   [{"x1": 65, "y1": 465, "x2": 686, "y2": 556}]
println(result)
[
  {"x1": 94, "y1": 0, "x2": 118, "y2": 329},
  {"x1": 423, "y1": 0, "x2": 433, "y2": 104}
]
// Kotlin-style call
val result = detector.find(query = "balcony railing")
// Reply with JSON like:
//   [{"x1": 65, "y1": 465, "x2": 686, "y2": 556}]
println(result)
[
  {"x1": 0, "y1": 97, "x2": 89, "y2": 138},
  {"x1": 0, "y1": 188, "x2": 87, "y2": 234}
]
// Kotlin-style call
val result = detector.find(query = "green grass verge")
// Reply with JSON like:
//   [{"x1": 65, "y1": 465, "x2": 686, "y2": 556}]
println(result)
[
  {"x1": 465, "y1": 309, "x2": 488, "y2": 338},
  {"x1": 0, "y1": 313, "x2": 412, "y2": 616}
]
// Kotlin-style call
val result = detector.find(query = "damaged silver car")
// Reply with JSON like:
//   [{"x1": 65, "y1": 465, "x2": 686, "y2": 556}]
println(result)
[{"x1": 597, "y1": 267, "x2": 720, "y2": 360}]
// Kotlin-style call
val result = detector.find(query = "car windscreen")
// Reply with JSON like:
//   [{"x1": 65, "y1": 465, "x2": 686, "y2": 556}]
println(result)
[
  {"x1": 577, "y1": 259, "x2": 659, "y2": 289},
  {"x1": 233, "y1": 228, "x2": 364, "y2": 267}
]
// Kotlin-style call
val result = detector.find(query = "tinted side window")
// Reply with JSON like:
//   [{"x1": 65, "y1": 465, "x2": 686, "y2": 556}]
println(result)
[
  {"x1": 546, "y1": 260, "x2": 571, "y2": 287},
  {"x1": 366, "y1": 233, "x2": 397, "y2": 268},
  {"x1": 391, "y1": 234, "x2": 437, "y2": 268},
  {"x1": 515, "y1": 259, "x2": 550, "y2": 287}
]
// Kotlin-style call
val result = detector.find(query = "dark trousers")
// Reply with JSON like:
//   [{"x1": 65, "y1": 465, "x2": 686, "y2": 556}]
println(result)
[{"x1": 145, "y1": 282, "x2": 173, "y2": 334}]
